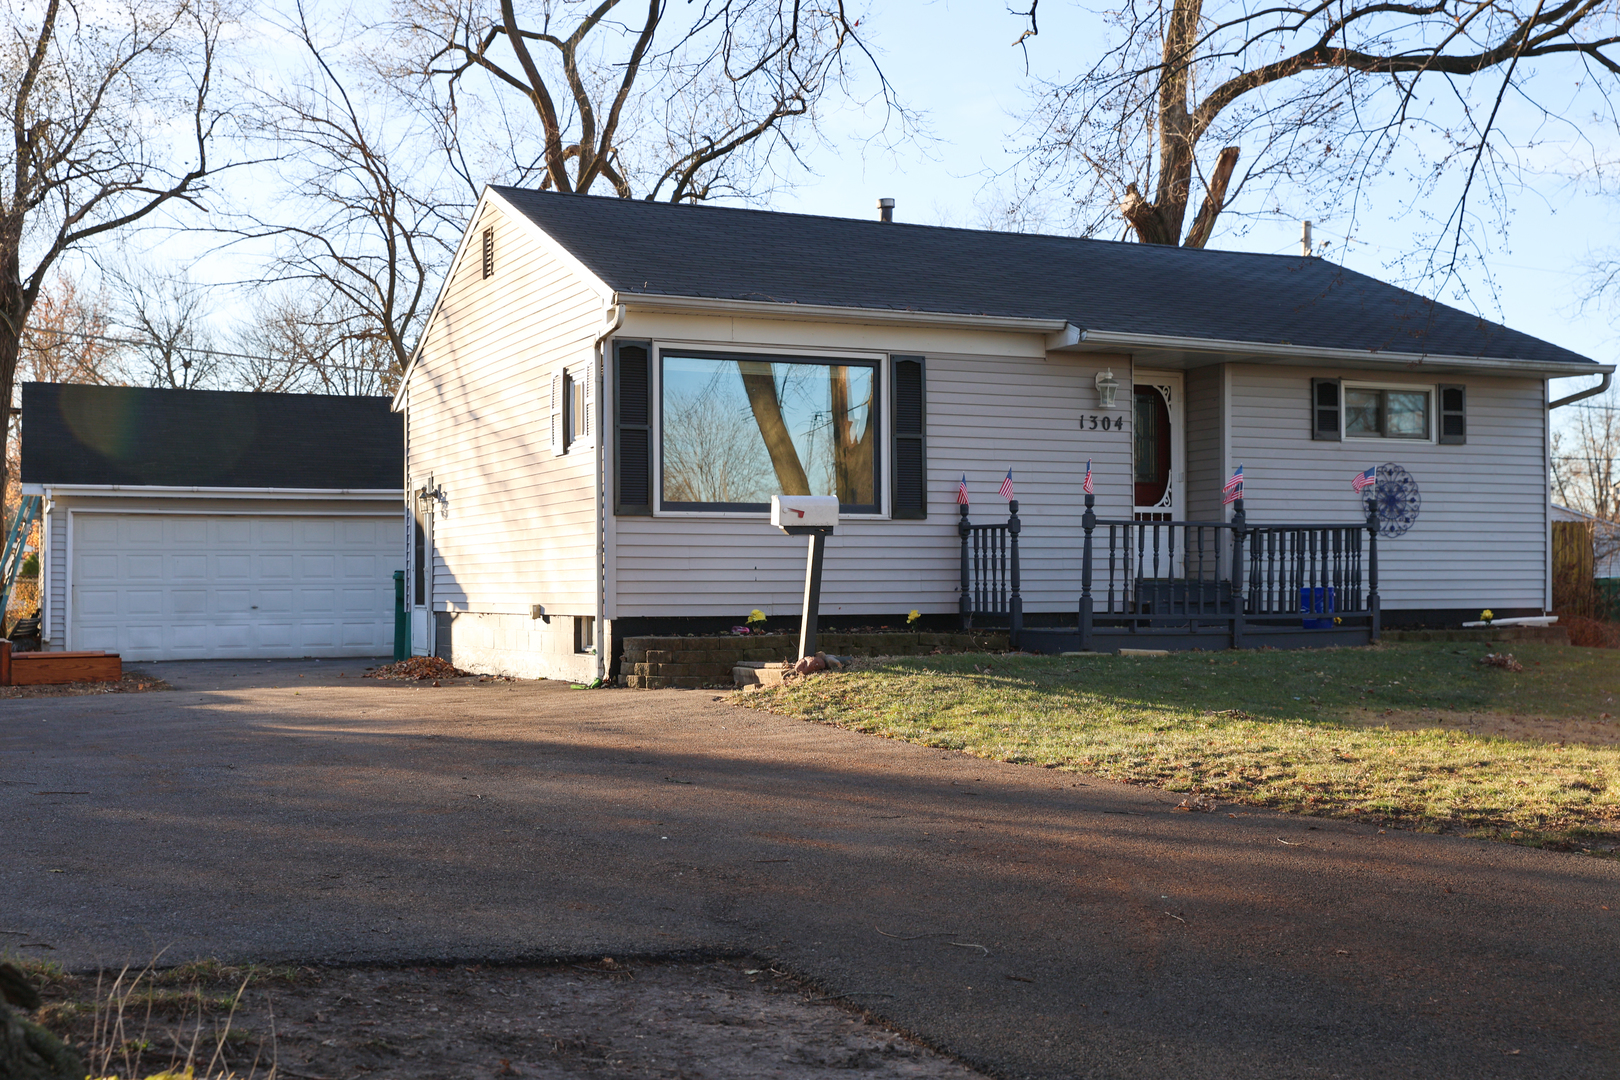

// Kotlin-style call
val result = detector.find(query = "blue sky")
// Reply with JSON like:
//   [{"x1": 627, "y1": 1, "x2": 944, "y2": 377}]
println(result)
[
  {"x1": 96, "y1": 0, "x2": 1615, "y2": 412},
  {"x1": 752, "y1": 2, "x2": 1616, "y2": 406}
]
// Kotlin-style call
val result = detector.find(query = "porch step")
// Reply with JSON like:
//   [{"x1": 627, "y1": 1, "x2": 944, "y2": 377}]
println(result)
[{"x1": 733, "y1": 662, "x2": 788, "y2": 689}]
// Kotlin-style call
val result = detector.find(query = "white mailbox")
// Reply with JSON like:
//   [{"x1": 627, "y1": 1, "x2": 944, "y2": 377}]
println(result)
[{"x1": 771, "y1": 494, "x2": 839, "y2": 530}]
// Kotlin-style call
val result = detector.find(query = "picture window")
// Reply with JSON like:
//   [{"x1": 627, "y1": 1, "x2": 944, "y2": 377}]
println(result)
[{"x1": 658, "y1": 350, "x2": 880, "y2": 513}]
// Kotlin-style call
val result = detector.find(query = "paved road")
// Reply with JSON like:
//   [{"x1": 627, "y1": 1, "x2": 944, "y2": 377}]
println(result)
[{"x1": 5, "y1": 660, "x2": 1618, "y2": 1079}]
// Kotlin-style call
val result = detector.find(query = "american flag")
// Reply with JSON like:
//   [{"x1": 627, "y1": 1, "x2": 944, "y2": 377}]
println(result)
[
  {"x1": 999, "y1": 469, "x2": 1015, "y2": 500},
  {"x1": 1222, "y1": 464, "x2": 1244, "y2": 505},
  {"x1": 1351, "y1": 466, "x2": 1377, "y2": 493},
  {"x1": 957, "y1": 474, "x2": 969, "y2": 506},
  {"x1": 1082, "y1": 459, "x2": 1094, "y2": 495}
]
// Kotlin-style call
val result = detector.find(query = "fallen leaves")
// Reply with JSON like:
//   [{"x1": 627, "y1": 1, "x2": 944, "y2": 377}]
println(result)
[{"x1": 366, "y1": 657, "x2": 470, "y2": 681}]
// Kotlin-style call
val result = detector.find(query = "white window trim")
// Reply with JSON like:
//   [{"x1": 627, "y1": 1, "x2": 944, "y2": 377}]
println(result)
[
  {"x1": 1340, "y1": 380, "x2": 1438, "y2": 444},
  {"x1": 649, "y1": 340, "x2": 892, "y2": 520}
]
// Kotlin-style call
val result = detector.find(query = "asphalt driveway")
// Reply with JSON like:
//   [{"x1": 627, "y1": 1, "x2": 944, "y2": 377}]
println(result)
[{"x1": 4, "y1": 659, "x2": 1618, "y2": 1079}]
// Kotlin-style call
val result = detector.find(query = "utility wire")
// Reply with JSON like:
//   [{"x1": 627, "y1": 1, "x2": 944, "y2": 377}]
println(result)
[{"x1": 20, "y1": 325, "x2": 399, "y2": 374}]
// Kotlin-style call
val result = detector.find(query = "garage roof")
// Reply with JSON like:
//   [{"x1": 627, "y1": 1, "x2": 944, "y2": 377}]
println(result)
[
  {"x1": 494, "y1": 187, "x2": 1601, "y2": 369},
  {"x1": 21, "y1": 383, "x2": 402, "y2": 489}
]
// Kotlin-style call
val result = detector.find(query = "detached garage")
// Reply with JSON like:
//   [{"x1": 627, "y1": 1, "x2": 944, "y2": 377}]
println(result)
[{"x1": 21, "y1": 383, "x2": 403, "y2": 660}]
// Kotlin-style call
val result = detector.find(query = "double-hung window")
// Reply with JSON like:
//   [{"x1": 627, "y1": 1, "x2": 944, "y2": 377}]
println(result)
[{"x1": 658, "y1": 350, "x2": 881, "y2": 513}]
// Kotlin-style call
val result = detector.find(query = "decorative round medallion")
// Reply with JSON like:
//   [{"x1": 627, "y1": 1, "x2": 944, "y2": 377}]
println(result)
[{"x1": 1362, "y1": 462, "x2": 1420, "y2": 537}]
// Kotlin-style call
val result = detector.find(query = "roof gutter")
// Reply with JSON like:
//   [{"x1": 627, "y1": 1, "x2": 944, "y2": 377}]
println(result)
[
  {"x1": 1549, "y1": 371, "x2": 1612, "y2": 410},
  {"x1": 1065, "y1": 328, "x2": 1613, "y2": 378},
  {"x1": 22, "y1": 484, "x2": 403, "y2": 499}
]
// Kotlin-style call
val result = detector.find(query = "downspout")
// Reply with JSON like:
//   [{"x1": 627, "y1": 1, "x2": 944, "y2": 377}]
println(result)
[
  {"x1": 1550, "y1": 371, "x2": 1612, "y2": 410},
  {"x1": 593, "y1": 302, "x2": 625, "y2": 684}
]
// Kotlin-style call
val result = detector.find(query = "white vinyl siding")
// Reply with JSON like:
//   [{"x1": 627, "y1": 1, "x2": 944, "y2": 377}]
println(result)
[
  {"x1": 405, "y1": 200, "x2": 605, "y2": 621},
  {"x1": 1183, "y1": 364, "x2": 1225, "y2": 523},
  {"x1": 1228, "y1": 365, "x2": 1547, "y2": 610},
  {"x1": 45, "y1": 508, "x2": 65, "y2": 643},
  {"x1": 612, "y1": 337, "x2": 1134, "y2": 618}
]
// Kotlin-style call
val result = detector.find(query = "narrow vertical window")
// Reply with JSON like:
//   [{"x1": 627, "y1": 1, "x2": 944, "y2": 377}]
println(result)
[
  {"x1": 412, "y1": 503, "x2": 426, "y2": 604},
  {"x1": 481, "y1": 227, "x2": 494, "y2": 279}
]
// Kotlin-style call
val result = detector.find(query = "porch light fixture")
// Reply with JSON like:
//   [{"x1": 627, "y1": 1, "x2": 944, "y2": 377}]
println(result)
[{"x1": 1095, "y1": 368, "x2": 1120, "y2": 409}]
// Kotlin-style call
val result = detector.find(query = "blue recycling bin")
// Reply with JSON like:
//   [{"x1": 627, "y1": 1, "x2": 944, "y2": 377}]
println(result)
[{"x1": 1299, "y1": 586, "x2": 1336, "y2": 629}]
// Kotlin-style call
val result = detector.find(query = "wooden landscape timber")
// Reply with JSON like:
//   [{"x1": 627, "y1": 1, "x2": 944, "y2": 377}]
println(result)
[{"x1": 0, "y1": 641, "x2": 120, "y2": 686}]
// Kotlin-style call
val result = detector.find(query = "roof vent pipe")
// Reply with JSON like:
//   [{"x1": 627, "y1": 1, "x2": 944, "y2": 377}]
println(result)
[
  {"x1": 1301, "y1": 220, "x2": 1312, "y2": 256},
  {"x1": 878, "y1": 198, "x2": 895, "y2": 223}
]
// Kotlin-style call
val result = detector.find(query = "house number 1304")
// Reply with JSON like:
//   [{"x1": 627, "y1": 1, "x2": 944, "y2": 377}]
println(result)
[{"x1": 1082, "y1": 414, "x2": 1123, "y2": 430}]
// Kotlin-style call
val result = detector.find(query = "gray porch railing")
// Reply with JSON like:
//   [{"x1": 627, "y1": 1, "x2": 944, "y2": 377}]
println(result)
[
  {"x1": 959, "y1": 502, "x2": 1023, "y2": 643},
  {"x1": 1078, "y1": 494, "x2": 1380, "y2": 650}
]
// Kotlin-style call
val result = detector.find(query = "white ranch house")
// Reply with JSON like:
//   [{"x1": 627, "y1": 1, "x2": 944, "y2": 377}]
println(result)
[{"x1": 396, "y1": 189, "x2": 1613, "y2": 682}]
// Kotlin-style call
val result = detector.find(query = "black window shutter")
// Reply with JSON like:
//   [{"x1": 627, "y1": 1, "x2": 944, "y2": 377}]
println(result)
[
  {"x1": 1438, "y1": 383, "x2": 1466, "y2": 444},
  {"x1": 891, "y1": 356, "x2": 927, "y2": 519},
  {"x1": 1311, "y1": 378, "x2": 1341, "y2": 440},
  {"x1": 614, "y1": 341, "x2": 653, "y2": 515}
]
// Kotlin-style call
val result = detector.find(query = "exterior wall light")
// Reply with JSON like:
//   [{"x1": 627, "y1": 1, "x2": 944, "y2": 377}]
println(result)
[{"x1": 1095, "y1": 368, "x2": 1120, "y2": 410}]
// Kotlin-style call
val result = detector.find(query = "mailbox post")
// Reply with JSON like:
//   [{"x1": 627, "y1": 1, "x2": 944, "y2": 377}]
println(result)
[{"x1": 771, "y1": 495, "x2": 839, "y2": 660}]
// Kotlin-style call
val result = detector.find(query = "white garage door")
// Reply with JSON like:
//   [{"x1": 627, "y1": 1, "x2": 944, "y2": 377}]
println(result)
[{"x1": 72, "y1": 513, "x2": 397, "y2": 660}]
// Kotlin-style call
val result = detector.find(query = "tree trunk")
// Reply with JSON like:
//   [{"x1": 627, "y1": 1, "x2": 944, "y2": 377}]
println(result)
[
  {"x1": 0, "y1": 226, "x2": 28, "y2": 505},
  {"x1": 738, "y1": 361, "x2": 810, "y2": 495},
  {"x1": 829, "y1": 366, "x2": 874, "y2": 503},
  {"x1": 1181, "y1": 146, "x2": 1241, "y2": 249}
]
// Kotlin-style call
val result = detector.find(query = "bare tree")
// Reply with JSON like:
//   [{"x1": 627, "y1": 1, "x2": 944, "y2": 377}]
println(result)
[
  {"x1": 1011, "y1": 0, "x2": 1620, "y2": 253},
  {"x1": 240, "y1": 3, "x2": 455, "y2": 384},
  {"x1": 1554, "y1": 388, "x2": 1620, "y2": 522},
  {"x1": 0, "y1": 0, "x2": 230, "y2": 492},
  {"x1": 231, "y1": 290, "x2": 400, "y2": 397},
  {"x1": 110, "y1": 265, "x2": 221, "y2": 388},
  {"x1": 397, "y1": 0, "x2": 903, "y2": 203},
  {"x1": 18, "y1": 274, "x2": 127, "y2": 385}
]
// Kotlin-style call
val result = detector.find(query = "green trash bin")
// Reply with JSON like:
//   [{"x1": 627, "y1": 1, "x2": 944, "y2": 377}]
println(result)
[{"x1": 393, "y1": 570, "x2": 409, "y2": 661}]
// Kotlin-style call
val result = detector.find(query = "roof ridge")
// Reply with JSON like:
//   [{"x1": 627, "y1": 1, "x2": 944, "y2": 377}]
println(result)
[{"x1": 488, "y1": 185, "x2": 1335, "y2": 263}]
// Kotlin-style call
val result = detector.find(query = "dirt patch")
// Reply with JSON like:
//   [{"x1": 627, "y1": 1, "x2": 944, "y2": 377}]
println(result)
[
  {"x1": 1345, "y1": 707, "x2": 1620, "y2": 746},
  {"x1": 0, "y1": 671, "x2": 170, "y2": 699},
  {"x1": 29, "y1": 958, "x2": 986, "y2": 1079}
]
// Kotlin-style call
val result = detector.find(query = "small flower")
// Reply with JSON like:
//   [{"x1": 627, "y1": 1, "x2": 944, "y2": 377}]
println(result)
[
  {"x1": 1480, "y1": 609, "x2": 1494, "y2": 624},
  {"x1": 906, "y1": 609, "x2": 921, "y2": 626},
  {"x1": 746, "y1": 608, "x2": 767, "y2": 627}
]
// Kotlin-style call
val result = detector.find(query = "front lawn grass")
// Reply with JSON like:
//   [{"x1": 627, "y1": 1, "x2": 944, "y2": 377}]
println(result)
[{"x1": 741, "y1": 642, "x2": 1620, "y2": 854}]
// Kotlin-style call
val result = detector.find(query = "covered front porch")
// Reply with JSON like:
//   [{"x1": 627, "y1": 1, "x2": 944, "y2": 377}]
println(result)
[{"x1": 959, "y1": 496, "x2": 1380, "y2": 653}]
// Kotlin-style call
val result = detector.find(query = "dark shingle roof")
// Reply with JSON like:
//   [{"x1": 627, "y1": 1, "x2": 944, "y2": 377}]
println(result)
[
  {"x1": 21, "y1": 383, "x2": 402, "y2": 489},
  {"x1": 494, "y1": 187, "x2": 1598, "y2": 368}
]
